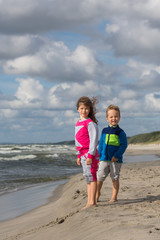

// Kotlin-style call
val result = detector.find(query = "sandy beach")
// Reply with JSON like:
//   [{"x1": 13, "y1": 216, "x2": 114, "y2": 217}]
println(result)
[{"x1": 0, "y1": 144, "x2": 160, "y2": 240}]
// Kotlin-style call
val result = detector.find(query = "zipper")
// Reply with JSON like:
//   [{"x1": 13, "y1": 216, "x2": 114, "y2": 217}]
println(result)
[{"x1": 106, "y1": 126, "x2": 112, "y2": 160}]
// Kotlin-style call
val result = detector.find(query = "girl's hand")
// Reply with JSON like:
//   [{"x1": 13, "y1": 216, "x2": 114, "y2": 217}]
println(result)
[
  {"x1": 77, "y1": 158, "x2": 81, "y2": 165},
  {"x1": 111, "y1": 156, "x2": 118, "y2": 162},
  {"x1": 86, "y1": 158, "x2": 92, "y2": 165}
]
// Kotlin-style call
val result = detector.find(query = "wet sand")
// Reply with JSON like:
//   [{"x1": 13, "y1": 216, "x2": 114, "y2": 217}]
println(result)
[{"x1": 0, "y1": 180, "x2": 67, "y2": 222}]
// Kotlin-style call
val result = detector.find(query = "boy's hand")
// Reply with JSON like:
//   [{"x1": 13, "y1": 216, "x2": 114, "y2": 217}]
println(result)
[
  {"x1": 86, "y1": 158, "x2": 92, "y2": 165},
  {"x1": 77, "y1": 158, "x2": 81, "y2": 165},
  {"x1": 111, "y1": 156, "x2": 118, "y2": 162}
]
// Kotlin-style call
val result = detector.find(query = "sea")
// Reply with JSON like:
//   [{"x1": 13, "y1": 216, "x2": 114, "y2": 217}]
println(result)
[{"x1": 0, "y1": 143, "x2": 80, "y2": 196}]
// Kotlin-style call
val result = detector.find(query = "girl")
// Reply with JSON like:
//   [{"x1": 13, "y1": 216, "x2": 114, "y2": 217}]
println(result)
[{"x1": 75, "y1": 96, "x2": 99, "y2": 209}]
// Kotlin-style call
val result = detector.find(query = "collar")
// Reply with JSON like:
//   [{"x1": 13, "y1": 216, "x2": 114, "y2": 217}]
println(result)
[{"x1": 109, "y1": 125, "x2": 119, "y2": 128}]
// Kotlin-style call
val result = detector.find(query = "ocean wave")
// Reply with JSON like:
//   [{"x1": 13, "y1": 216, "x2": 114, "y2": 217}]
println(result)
[
  {"x1": 0, "y1": 144, "x2": 76, "y2": 155},
  {"x1": 45, "y1": 154, "x2": 59, "y2": 158},
  {"x1": 0, "y1": 150, "x2": 22, "y2": 155},
  {"x1": 0, "y1": 154, "x2": 37, "y2": 161},
  {"x1": 0, "y1": 147, "x2": 22, "y2": 154}
]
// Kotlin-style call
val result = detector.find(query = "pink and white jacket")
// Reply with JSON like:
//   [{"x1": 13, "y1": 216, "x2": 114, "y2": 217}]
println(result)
[{"x1": 75, "y1": 118, "x2": 99, "y2": 159}]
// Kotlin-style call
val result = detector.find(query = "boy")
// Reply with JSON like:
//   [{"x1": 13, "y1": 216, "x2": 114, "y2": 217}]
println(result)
[{"x1": 96, "y1": 105, "x2": 127, "y2": 203}]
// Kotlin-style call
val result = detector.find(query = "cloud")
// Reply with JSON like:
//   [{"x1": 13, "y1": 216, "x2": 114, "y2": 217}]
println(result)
[
  {"x1": 0, "y1": 0, "x2": 160, "y2": 142},
  {"x1": 0, "y1": 74, "x2": 159, "y2": 142},
  {"x1": 7, "y1": 78, "x2": 100, "y2": 112},
  {"x1": 118, "y1": 89, "x2": 138, "y2": 99},
  {"x1": 0, "y1": 109, "x2": 18, "y2": 119},
  {"x1": 0, "y1": 0, "x2": 108, "y2": 34},
  {"x1": 0, "y1": 35, "x2": 43, "y2": 60},
  {"x1": 125, "y1": 59, "x2": 160, "y2": 92},
  {"x1": 145, "y1": 91, "x2": 160, "y2": 111},
  {"x1": 105, "y1": 19, "x2": 160, "y2": 64},
  {"x1": 15, "y1": 78, "x2": 44, "y2": 105},
  {"x1": 3, "y1": 42, "x2": 100, "y2": 82},
  {"x1": 0, "y1": 0, "x2": 160, "y2": 37}
]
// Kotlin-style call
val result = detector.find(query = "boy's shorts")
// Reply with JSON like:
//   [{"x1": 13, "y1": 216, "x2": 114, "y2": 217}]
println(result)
[
  {"x1": 97, "y1": 161, "x2": 122, "y2": 181},
  {"x1": 81, "y1": 153, "x2": 99, "y2": 184}
]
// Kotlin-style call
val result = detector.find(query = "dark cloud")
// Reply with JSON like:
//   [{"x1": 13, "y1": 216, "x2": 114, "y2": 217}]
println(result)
[
  {"x1": 0, "y1": 0, "x2": 106, "y2": 34},
  {"x1": 0, "y1": 35, "x2": 44, "y2": 60}
]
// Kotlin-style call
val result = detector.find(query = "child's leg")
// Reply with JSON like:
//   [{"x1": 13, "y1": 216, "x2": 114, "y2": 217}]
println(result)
[
  {"x1": 82, "y1": 181, "x2": 97, "y2": 209},
  {"x1": 96, "y1": 161, "x2": 109, "y2": 201},
  {"x1": 109, "y1": 179, "x2": 119, "y2": 202},
  {"x1": 82, "y1": 154, "x2": 99, "y2": 209},
  {"x1": 96, "y1": 180, "x2": 103, "y2": 202},
  {"x1": 88, "y1": 181, "x2": 97, "y2": 205},
  {"x1": 109, "y1": 162, "x2": 121, "y2": 202}
]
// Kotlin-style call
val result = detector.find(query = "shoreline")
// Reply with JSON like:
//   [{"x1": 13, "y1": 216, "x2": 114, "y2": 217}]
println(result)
[
  {"x1": 0, "y1": 148, "x2": 159, "y2": 222},
  {"x1": 126, "y1": 143, "x2": 160, "y2": 155},
  {"x1": 0, "y1": 180, "x2": 67, "y2": 222},
  {"x1": 0, "y1": 145, "x2": 160, "y2": 240}
]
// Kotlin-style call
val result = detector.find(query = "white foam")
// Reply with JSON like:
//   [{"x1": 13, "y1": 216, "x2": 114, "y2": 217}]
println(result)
[{"x1": 0, "y1": 154, "x2": 36, "y2": 161}]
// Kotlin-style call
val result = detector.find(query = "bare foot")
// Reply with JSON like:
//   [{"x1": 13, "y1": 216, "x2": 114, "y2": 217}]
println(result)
[
  {"x1": 81, "y1": 204, "x2": 89, "y2": 210},
  {"x1": 107, "y1": 199, "x2": 118, "y2": 204},
  {"x1": 81, "y1": 204, "x2": 97, "y2": 210}
]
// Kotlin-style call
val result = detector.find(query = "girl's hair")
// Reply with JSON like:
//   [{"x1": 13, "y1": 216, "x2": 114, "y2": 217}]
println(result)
[
  {"x1": 76, "y1": 96, "x2": 98, "y2": 124},
  {"x1": 106, "y1": 104, "x2": 121, "y2": 118}
]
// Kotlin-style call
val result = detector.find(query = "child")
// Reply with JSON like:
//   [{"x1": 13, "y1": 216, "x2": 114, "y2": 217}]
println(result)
[
  {"x1": 96, "y1": 104, "x2": 127, "y2": 203},
  {"x1": 75, "y1": 96, "x2": 99, "y2": 209}
]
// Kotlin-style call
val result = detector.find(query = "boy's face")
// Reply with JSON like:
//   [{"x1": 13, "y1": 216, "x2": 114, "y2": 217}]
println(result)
[{"x1": 107, "y1": 109, "x2": 120, "y2": 127}]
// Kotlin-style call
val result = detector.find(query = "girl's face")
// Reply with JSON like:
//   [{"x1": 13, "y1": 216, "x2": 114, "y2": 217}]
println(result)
[
  {"x1": 107, "y1": 109, "x2": 120, "y2": 127},
  {"x1": 78, "y1": 103, "x2": 90, "y2": 120}
]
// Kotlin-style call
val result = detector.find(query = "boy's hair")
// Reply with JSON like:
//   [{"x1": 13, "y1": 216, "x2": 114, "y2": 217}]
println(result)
[
  {"x1": 106, "y1": 104, "x2": 121, "y2": 118},
  {"x1": 76, "y1": 96, "x2": 98, "y2": 124}
]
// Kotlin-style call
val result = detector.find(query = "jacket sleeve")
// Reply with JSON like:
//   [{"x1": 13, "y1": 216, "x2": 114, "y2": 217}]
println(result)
[
  {"x1": 114, "y1": 130, "x2": 128, "y2": 159},
  {"x1": 98, "y1": 130, "x2": 103, "y2": 159},
  {"x1": 87, "y1": 122, "x2": 99, "y2": 159}
]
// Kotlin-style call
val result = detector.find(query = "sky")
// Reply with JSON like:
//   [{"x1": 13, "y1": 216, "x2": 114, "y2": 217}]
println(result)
[{"x1": 0, "y1": 0, "x2": 160, "y2": 144}]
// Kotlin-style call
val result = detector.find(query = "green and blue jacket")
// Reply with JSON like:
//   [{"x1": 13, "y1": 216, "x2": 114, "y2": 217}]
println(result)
[{"x1": 98, "y1": 125, "x2": 127, "y2": 163}]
